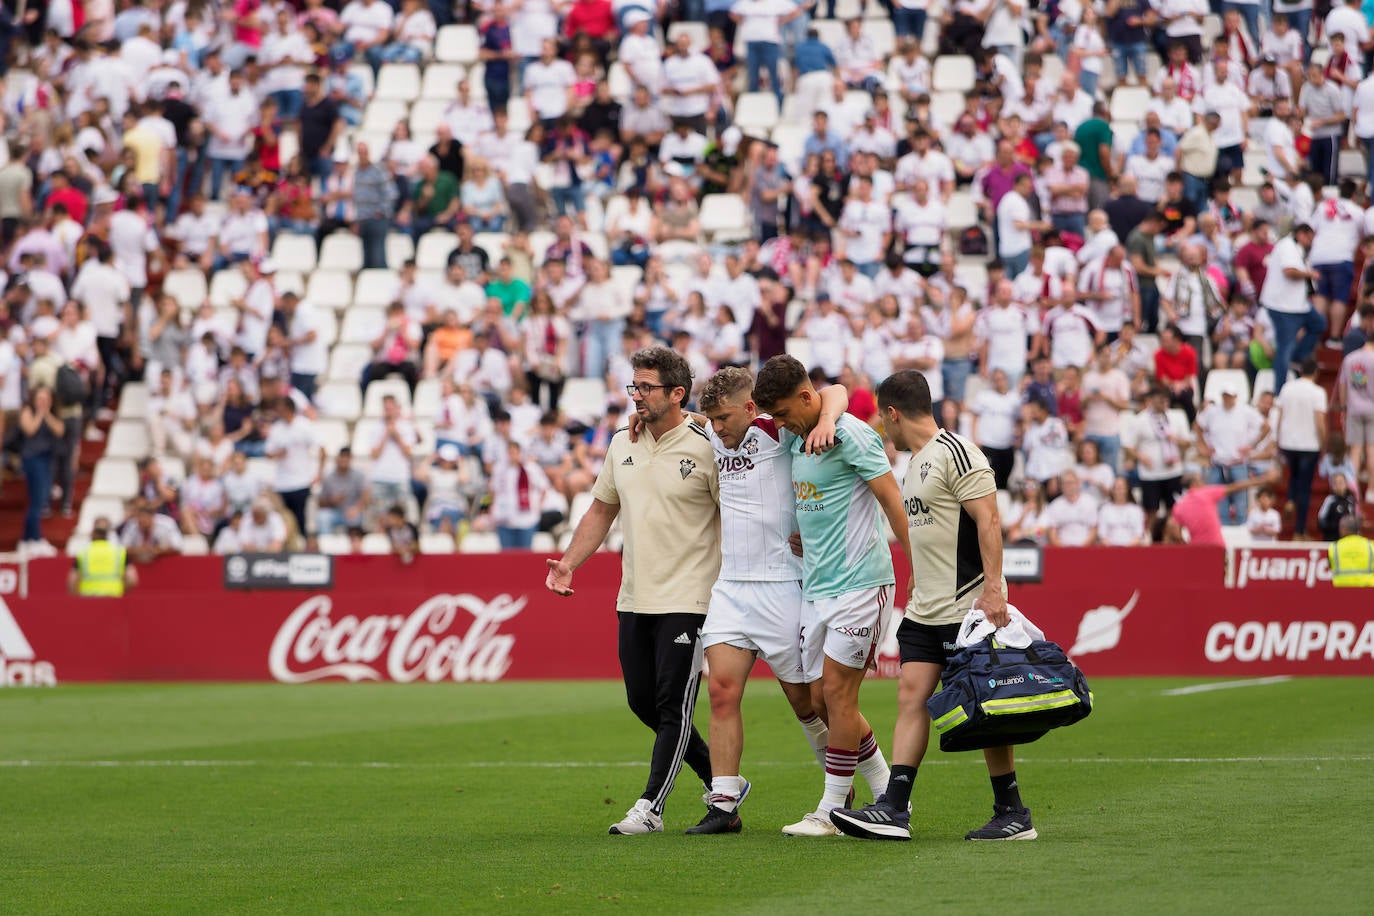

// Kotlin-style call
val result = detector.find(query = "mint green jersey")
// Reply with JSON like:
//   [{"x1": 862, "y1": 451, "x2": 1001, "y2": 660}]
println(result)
[{"x1": 789, "y1": 413, "x2": 896, "y2": 601}]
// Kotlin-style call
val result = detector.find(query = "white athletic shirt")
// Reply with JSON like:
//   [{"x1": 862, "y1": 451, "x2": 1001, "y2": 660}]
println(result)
[
  {"x1": 713, "y1": 416, "x2": 803, "y2": 582},
  {"x1": 1308, "y1": 196, "x2": 1364, "y2": 266},
  {"x1": 1097, "y1": 501, "x2": 1147, "y2": 545}
]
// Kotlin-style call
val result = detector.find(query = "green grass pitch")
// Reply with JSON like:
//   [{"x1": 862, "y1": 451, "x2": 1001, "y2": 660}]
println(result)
[{"x1": 1, "y1": 678, "x2": 1371, "y2": 914}]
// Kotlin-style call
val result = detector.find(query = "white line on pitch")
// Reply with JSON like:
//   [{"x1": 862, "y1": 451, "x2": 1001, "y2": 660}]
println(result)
[
  {"x1": 1160, "y1": 676, "x2": 1294, "y2": 696},
  {"x1": 0, "y1": 755, "x2": 1369, "y2": 769}
]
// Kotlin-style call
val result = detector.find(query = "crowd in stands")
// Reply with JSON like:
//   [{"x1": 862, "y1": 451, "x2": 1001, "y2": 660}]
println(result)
[{"x1": 2, "y1": 0, "x2": 1374, "y2": 559}]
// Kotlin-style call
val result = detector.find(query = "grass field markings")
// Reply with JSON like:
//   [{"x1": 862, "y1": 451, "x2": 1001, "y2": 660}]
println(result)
[
  {"x1": 1160, "y1": 676, "x2": 1294, "y2": 696},
  {"x1": 0, "y1": 755, "x2": 1370, "y2": 769}
]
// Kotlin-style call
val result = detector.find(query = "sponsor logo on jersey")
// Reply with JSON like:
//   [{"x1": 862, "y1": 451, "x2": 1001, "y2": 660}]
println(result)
[
  {"x1": 836, "y1": 626, "x2": 872, "y2": 638},
  {"x1": 717, "y1": 455, "x2": 755, "y2": 474},
  {"x1": 679, "y1": 458, "x2": 695, "y2": 479}
]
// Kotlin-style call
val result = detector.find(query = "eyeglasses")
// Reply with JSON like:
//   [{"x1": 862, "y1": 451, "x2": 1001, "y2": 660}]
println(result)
[{"x1": 626, "y1": 383, "x2": 672, "y2": 398}]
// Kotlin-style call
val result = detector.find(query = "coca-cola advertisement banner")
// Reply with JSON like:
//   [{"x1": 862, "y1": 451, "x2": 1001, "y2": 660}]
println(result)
[{"x1": 0, "y1": 547, "x2": 1370, "y2": 687}]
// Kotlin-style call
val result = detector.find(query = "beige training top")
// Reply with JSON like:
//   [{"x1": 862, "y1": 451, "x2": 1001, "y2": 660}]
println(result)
[{"x1": 591, "y1": 419, "x2": 721, "y2": 615}]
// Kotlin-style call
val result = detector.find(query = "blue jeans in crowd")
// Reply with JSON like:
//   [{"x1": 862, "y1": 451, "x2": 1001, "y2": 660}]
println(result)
[
  {"x1": 1183, "y1": 173, "x2": 1211, "y2": 213},
  {"x1": 1051, "y1": 212, "x2": 1086, "y2": 238},
  {"x1": 746, "y1": 41, "x2": 783, "y2": 106},
  {"x1": 270, "y1": 89, "x2": 304, "y2": 120},
  {"x1": 359, "y1": 217, "x2": 390, "y2": 270},
  {"x1": 1111, "y1": 41, "x2": 1149, "y2": 83},
  {"x1": 365, "y1": 42, "x2": 424, "y2": 75},
  {"x1": 21, "y1": 453, "x2": 53, "y2": 542},
  {"x1": 583, "y1": 318, "x2": 625, "y2": 379},
  {"x1": 551, "y1": 185, "x2": 586, "y2": 217},
  {"x1": 1264, "y1": 306, "x2": 1326, "y2": 395},
  {"x1": 942, "y1": 357, "x2": 973, "y2": 406},
  {"x1": 484, "y1": 76, "x2": 511, "y2": 113},
  {"x1": 1284, "y1": 449, "x2": 1320, "y2": 536},
  {"x1": 498, "y1": 525, "x2": 536, "y2": 549},
  {"x1": 208, "y1": 157, "x2": 244, "y2": 200},
  {"x1": 893, "y1": 7, "x2": 927, "y2": 39},
  {"x1": 1086, "y1": 434, "x2": 1122, "y2": 473},
  {"x1": 467, "y1": 214, "x2": 507, "y2": 233},
  {"x1": 1210, "y1": 463, "x2": 1252, "y2": 523},
  {"x1": 1002, "y1": 249, "x2": 1030, "y2": 279},
  {"x1": 1287, "y1": 9, "x2": 1312, "y2": 57}
]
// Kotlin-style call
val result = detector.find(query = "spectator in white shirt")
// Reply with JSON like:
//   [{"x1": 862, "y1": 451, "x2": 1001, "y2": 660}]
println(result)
[
  {"x1": 836, "y1": 176, "x2": 890, "y2": 278},
  {"x1": 1245, "y1": 487, "x2": 1282, "y2": 541},
  {"x1": 835, "y1": 18, "x2": 883, "y2": 92},
  {"x1": 1195, "y1": 386, "x2": 1268, "y2": 521},
  {"x1": 369, "y1": 394, "x2": 421, "y2": 509},
  {"x1": 1045, "y1": 470, "x2": 1100, "y2": 545},
  {"x1": 1022, "y1": 395, "x2": 1074, "y2": 496},
  {"x1": 524, "y1": 38, "x2": 577, "y2": 127},
  {"x1": 1097, "y1": 476, "x2": 1151, "y2": 545},
  {"x1": 237, "y1": 497, "x2": 289, "y2": 552},
  {"x1": 491, "y1": 440, "x2": 551, "y2": 548},
  {"x1": 970, "y1": 368, "x2": 1022, "y2": 489},
  {"x1": 265, "y1": 396, "x2": 324, "y2": 537}
]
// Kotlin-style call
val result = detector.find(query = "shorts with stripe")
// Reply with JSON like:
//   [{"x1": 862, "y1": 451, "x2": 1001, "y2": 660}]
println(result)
[
  {"x1": 803, "y1": 584, "x2": 891, "y2": 676},
  {"x1": 701, "y1": 579, "x2": 814, "y2": 684}
]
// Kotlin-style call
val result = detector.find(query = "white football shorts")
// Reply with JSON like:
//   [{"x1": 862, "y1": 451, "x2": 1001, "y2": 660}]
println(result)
[
  {"x1": 803, "y1": 584, "x2": 891, "y2": 674},
  {"x1": 700, "y1": 579, "x2": 814, "y2": 684}
]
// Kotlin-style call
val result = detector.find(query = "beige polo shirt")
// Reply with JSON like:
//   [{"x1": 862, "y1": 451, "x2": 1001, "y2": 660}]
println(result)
[{"x1": 591, "y1": 418, "x2": 721, "y2": 615}]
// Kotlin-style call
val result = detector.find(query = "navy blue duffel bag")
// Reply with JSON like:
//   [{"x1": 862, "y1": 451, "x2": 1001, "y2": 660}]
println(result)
[{"x1": 927, "y1": 634, "x2": 1094, "y2": 753}]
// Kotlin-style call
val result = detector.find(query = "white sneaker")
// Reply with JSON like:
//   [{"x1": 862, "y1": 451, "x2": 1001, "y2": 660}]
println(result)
[
  {"x1": 84, "y1": 427, "x2": 106, "y2": 442},
  {"x1": 96, "y1": 408, "x2": 116, "y2": 422},
  {"x1": 608, "y1": 799, "x2": 663, "y2": 836},
  {"x1": 28, "y1": 540, "x2": 58, "y2": 557},
  {"x1": 782, "y1": 811, "x2": 841, "y2": 837}
]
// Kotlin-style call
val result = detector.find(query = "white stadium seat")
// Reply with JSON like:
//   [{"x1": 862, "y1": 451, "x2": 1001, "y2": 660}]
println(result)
[
  {"x1": 315, "y1": 419, "x2": 353, "y2": 457},
  {"x1": 270, "y1": 234, "x2": 318, "y2": 273},
  {"x1": 78, "y1": 496, "x2": 127, "y2": 536},
  {"x1": 375, "y1": 64, "x2": 422, "y2": 101},
  {"x1": 305, "y1": 270, "x2": 353, "y2": 310},
  {"x1": 354, "y1": 269, "x2": 399, "y2": 307},
  {"x1": 340, "y1": 307, "x2": 388, "y2": 345},
  {"x1": 91, "y1": 458, "x2": 139, "y2": 499},
  {"x1": 699, "y1": 194, "x2": 750, "y2": 239},
  {"x1": 932, "y1": 55, "x2": 975, "y2": 93},
  {"x1": 363, "y1": 377, "x2": 414, "y2": 416},
  {"x1": 208, "y1": 268, "x2": 248, "y2": 308},
  {"x1": 320, "y1": 233, "x2": 364, "y2": 272},
  {"x1": 318, "y1": 533, "x2": 353, "y2": 555},
  {"x1": 416, "y1": 232, "x2": 458, "y2": 270},
  {"x1": 163, "y1": 269, "x2": 208, "y2": 310},
  {"x1": 421, "y1": 532, "x2": 457, "y2": 554},
  {"x1": 362, "y1": 99, "x2": 410, "y2": 134},
  {"x1": 421, "y1": 63, "x2": 466, "y2": 99},
  {"x1": 328, "y1": 344, "x2": 374, "y2": 382},
  {"x1": 1110, "y1": 86, "x2": 1151, "y2": 123},
  {"x1": 117, "y1": 382, "x2": 149, "y2": 420},
  {"x1": 316, "y1": 382, "x2": 363, "y2": 421},
  {"x1": 105, "y1": 422, "x2": 150, "y2": 459},
  {"x1": 1202, "y1": 369, "x2": 1251, "y2": 406},
  {"x1": 458, "y1": 531, "x2": 501, "y2": 553},
  {"x1": 435, "y1": 24, "x2": 480, "y2": 64},
  {"x1": 413, "y1": 379, "x2": 442, "y2": 418},
  {"x1": 733, "y1": 92, "x2": 780, "y2": 132},
  {"x1": 360, "y1": 533, "x2": 393, "y2": 555}
]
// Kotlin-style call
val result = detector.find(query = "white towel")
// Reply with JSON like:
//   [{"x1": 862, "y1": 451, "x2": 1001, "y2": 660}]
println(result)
[{"x1": 955, "y1": 604, "x2": 1046, "y2": 649}]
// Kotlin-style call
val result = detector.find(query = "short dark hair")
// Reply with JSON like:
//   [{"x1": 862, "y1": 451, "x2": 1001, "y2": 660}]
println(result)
[
  {"x1": 753, "y1": 355, "x2": 810, "y2": 411},
  {"x1": 699, "y1": 366, "x2": 754, "y2": 413},
  {"x1": 1300, "y1": 357, "x2": 1318, "y2": 377},
  {"x1": 630, "y1": 346, "x2": 693, "y2": 406},
  {"x1": 876, "y1": 370, "x2": 934, "y2": 418},
  {"x1": 1027, "y1": 395, "x2": 1052, "y2": 414}
]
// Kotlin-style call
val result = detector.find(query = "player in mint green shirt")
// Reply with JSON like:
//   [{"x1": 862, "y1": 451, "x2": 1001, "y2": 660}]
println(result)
[{"x1": 754, "y1": 355, "x2": 914, "y2": 837}]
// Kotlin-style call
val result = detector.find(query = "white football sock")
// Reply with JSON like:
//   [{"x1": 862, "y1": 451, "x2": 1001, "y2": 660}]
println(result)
[
  {"x1": 796, "y1": 713, "x2": 828, "y2": 766},
  {"x1": 709, "y1": 775, "x2": 745, "y2": 813}
]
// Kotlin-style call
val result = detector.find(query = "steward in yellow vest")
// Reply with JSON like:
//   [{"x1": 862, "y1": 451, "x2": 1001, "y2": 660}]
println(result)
[
  {"x1": 1328, "y1": 516, "x2": 1374, "y2": 588},
  {"x1": 68, "y1": 519, "x2": 138, "y2": 597}
]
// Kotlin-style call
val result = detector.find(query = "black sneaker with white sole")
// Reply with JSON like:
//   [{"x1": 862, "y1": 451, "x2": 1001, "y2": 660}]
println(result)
[
  {"x1": 828, "y1": 795, "x2": 912, "y2": 841},
  {"x1": 964, "y1": 805, "x2": 1037, "y2": 841},
  {"x1": 685, "y1": 805, "x2": 743, "y2": 835}
]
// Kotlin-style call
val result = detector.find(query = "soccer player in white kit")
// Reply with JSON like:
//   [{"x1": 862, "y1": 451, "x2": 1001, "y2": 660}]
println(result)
[{"x1": 684, "y1": 368, "x2": 891, "y2": 834}]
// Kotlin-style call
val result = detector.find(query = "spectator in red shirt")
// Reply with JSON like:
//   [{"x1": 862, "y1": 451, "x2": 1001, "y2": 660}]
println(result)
[
  {"x1": 1153, "y1": 324, "x2": 1199, "y2": 422},
  {"x1": 837, "y1": 366, "x2": 878, "y2": 424},
  {"x1": 563, "y1": 0, "x2": 617, "y2": 64},
  {"x1": 46, "y1": 171, "x2": 88, "y2": 227},
  {"x1": 1233, "y1": 220, "x2": 1273, "y2": 305}
]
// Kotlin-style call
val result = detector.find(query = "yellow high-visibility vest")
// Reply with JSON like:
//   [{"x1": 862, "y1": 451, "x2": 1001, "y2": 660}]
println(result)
[
  {"x1": 1328, "y1": 535, "x2": 1374, "y2": 588},
  {"x1": 77, "y1": 540, "x2": 127, "y2": 597}
]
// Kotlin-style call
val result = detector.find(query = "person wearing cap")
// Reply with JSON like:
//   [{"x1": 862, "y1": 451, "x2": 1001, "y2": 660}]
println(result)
[
  {"x1": 1195, "y1": 384, "x2": 1268, "y2": 523},
  {"x1": 69, "y1": 517, "x2": 137, "y2": 597},
  {"x1": 1248, "y1": 55, "x2": 1290, "y2": 119}
]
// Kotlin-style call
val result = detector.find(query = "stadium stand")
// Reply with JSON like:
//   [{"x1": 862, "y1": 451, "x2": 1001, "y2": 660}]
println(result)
[{"x1": 2, "y1": 0, "x2": 1373, "y2": 560}]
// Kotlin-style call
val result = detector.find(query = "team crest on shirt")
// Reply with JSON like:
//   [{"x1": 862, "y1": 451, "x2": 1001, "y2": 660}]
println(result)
[
  {"x1": 920, "y1": 461, "x2": 932, "y2": 483},
  {"x1": 680, "y1": 458, "x2": 696, "y2": 479},
  {"x1": 742, "y1": 436, "x2": 759, "y2": 455}
]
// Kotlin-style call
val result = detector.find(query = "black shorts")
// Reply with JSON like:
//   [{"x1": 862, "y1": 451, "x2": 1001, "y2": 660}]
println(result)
[{"x1": 896, "y1": 618, "x2": 962, "y2": 665}]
